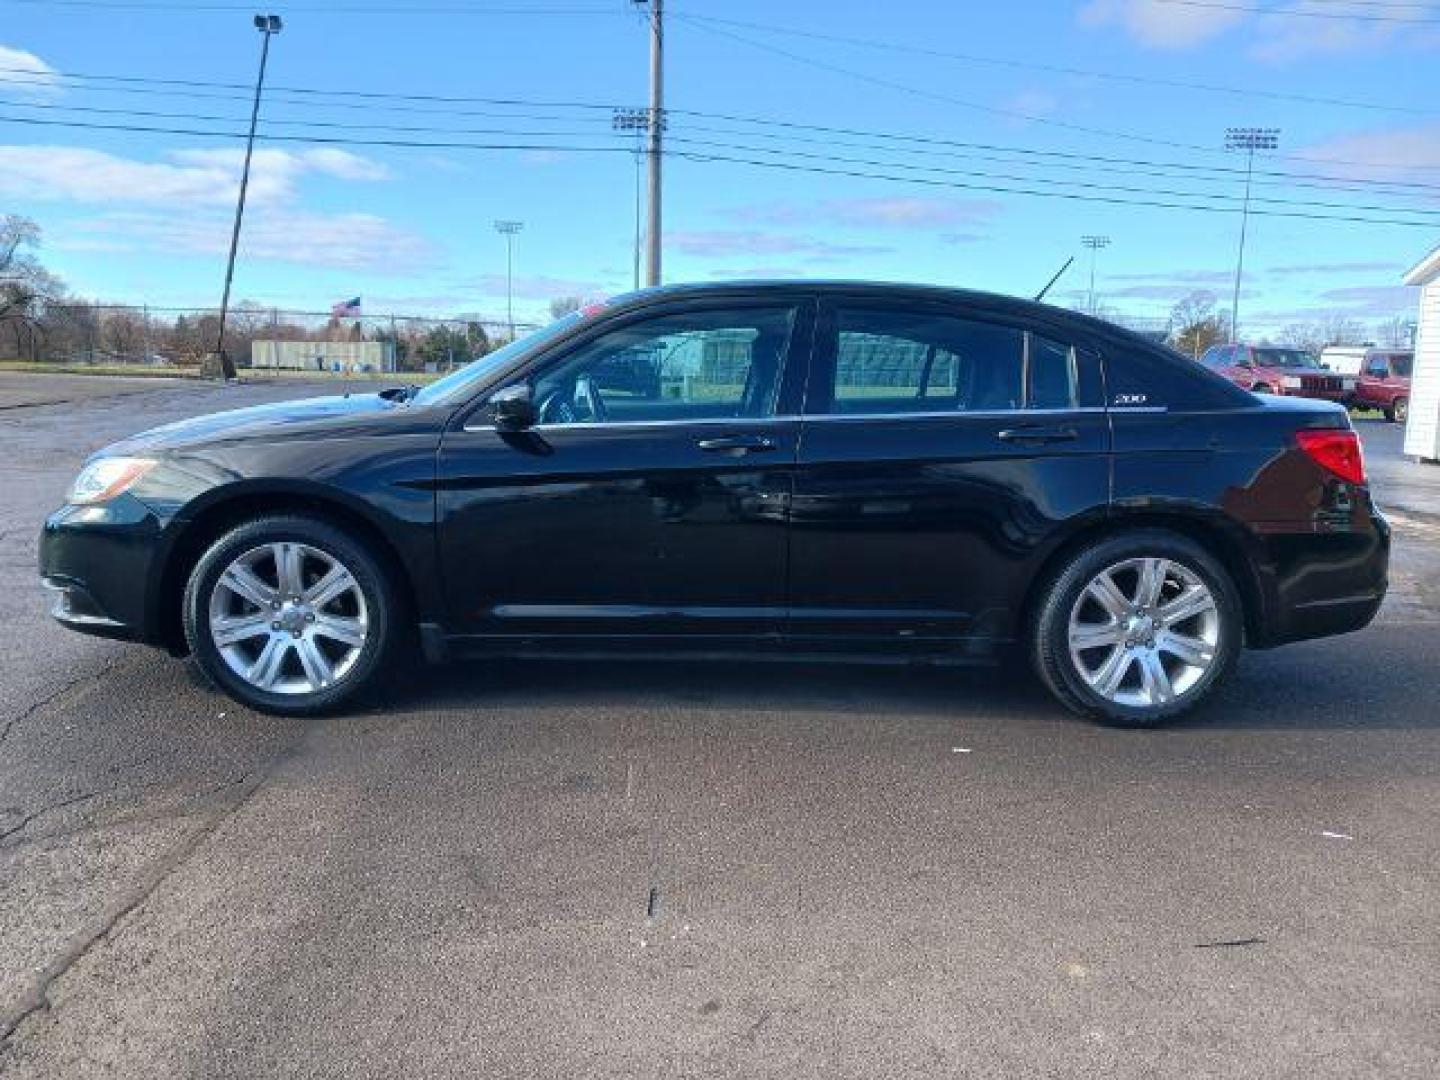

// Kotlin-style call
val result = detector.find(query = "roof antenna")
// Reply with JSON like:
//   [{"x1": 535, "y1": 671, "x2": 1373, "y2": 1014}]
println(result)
[{"x1": 1034, "y1": 256, "x2": 1074, "y2": 303}]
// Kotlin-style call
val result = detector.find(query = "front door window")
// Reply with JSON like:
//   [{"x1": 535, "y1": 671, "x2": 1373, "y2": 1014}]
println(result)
[{"x1": 531, "y1": 307, "x2": 796, "y2": 426}]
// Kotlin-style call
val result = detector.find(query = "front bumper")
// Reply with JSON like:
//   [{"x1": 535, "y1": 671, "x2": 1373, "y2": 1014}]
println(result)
[{"x1": 39, "y1": 496, "x2": 167, "y2": 644}]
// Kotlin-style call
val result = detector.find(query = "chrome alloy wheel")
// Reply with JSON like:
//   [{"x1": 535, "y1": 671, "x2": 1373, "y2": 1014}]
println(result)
[
  {"x1": 207, "y1": 542, "x2": 369, "y2": 696},
  {"x1": 1067, "y1": 557, "x2": 1220, "y2": 708}
]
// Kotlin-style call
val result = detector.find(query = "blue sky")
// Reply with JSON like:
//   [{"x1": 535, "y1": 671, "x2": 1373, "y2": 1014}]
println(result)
[{"x1": 3, "y1": 0, "x2": 1438, "y2": 334}]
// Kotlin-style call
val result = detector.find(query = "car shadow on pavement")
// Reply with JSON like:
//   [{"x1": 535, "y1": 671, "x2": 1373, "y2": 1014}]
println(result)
[{"x1": 374, "y1": 623, "x2": 1437, "y2": 733}]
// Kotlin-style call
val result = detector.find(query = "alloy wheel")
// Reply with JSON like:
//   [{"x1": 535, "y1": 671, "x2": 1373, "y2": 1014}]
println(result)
[
  {"x1": 208, "y1": 541, "x2": 369, "y2": 696},
  {"x1": 1067, "y1": 557, "x2": 1221, "y2": 708}
]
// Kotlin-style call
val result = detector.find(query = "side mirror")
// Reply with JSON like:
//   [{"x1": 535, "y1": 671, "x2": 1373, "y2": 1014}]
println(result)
[{"x1": 490, "y1": 383, "x2": 537, "y2": 431}]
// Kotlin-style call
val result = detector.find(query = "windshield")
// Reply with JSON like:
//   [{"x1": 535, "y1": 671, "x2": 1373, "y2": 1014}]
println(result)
[
  {"x1": 1253, "y1": 348, "x2": 1320, "y2": 370},
  {"x1": 410, "y1": 312, "x2": 584, "y2": 408}
]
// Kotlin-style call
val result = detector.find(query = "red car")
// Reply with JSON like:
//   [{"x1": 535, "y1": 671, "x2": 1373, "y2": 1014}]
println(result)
[
  {"x1": 1352, "y1": 349, "x2": 1412, "y2": 423},
  {"x1": 1199, "y1": 344, "x2": 1355, "y2": 403}
]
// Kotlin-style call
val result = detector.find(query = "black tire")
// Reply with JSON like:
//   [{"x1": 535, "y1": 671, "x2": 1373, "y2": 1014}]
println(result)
[
  {"x1": 182, "y1": 515, "x2": 397, "y2": 716},
  {"x1": 1252, "y1": 383, "x2": 1273, "y2": 395},
  {"x1": 1391, "y1": 398, "x2": 1408, "y2": 424},
  {"x1": 1030, "y1": 530, "x2": 1243, "y2": 727}
]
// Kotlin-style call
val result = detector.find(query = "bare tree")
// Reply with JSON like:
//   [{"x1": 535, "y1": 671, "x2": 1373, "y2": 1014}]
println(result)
[
  {"x1": 549, "y1": 295, "x2": 584, "y2": 320},
  {"x1": 0, "y1": 215, "x2": 64, "y2": 360},
  {"x1": 1319, "y1": 314, "x2": 1365, "y2": 348},
  {"x1": 1375, "y1": 314, "x2": 1417, "y2": 348},
  {"x1": 1168, "y1": 291, "x2": 1229, "y2": 359},
  {"x1": 1278, "y1": 323, "x2": 1325, "y2": 354},
  {"x1": 101, "y1": 307, "x2": 147, "y2": 361}
]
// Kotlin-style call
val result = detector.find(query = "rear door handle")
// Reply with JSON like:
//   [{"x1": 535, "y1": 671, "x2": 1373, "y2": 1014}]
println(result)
[
  {"x1": 997, "y1": 425, "x2": 1079, "y2": 444},
  {"x1": 697, "y1": 434, "x2": 777, "y2": 453}
]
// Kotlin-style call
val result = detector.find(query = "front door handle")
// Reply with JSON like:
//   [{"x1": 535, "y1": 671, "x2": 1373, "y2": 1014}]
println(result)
[
  {"x1": 697, "y1": 434, "x2": 777, "y2": 454},
  {"x1": 997, "y1": 425, "x2": 1079, "y2": 444}
]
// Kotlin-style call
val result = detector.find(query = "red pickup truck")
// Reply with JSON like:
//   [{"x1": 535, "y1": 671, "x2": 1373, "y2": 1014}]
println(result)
[
  {"x1": 1199, "y1": 344, "x2": 1356, "y2": 403},
  {"x1": 1350, "y1": 349, "x2": 1413, "y2": 423}
]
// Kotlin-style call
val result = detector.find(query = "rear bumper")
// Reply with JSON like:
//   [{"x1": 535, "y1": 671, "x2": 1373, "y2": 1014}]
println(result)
[
  {"x1": 1249, "y1": 502, "x2": 1390, "y2": 648},
  {"x1": 38, "y1": 497, "x2": 166, "y2": 645}
]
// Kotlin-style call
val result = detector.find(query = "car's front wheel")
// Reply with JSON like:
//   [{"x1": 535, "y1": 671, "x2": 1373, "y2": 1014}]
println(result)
[
  {"x1": 1387, "y1": 397, "x2": 1408, "y2": 424},
  {"x1": 183, "y1": 515, "x2": 396, "y2": 715},
  {"x1": 1031, "y1": 531, "x2": 1243, "y2": 726}
]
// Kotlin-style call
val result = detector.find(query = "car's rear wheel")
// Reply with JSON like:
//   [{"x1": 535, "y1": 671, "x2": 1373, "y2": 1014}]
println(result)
[
  {"x1": 183, "y1": 515, "x2": 395, "y2": 715},
  {"x1": 1252, "y1": 383, "x2": 1273, "y2": 395},
  {"x1": 1031, "y1": 531, "x2": 1243, "y2": 726},
  {"x1": 1388, "y1": 397, "x2": 1408, "y2": 424}
]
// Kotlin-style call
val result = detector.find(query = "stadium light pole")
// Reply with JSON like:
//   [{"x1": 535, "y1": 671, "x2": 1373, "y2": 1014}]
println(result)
[
  {"x1": 1081, "y1": 235, "x2": 1110, "y2": 316},
  {"x1": 214, "y1": 13, "x2": 282, "y2": 382},
  {"x1": 493, "y1": 220, "x2": 523, "y2": 340},
  {"x1": 1225, "y1": 127, "x2": 1280, "y2": 344}
]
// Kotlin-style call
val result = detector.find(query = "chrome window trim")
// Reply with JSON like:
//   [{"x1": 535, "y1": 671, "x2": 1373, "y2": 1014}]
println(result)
[{"x1": 461, "y1": 404, "x2": 1167, "y2": 433}]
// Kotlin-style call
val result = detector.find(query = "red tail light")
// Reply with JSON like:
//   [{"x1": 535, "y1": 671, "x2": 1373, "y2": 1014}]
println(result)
[{"x1": 1295, "y1": 428, "x2": 1366, "y2": 485}]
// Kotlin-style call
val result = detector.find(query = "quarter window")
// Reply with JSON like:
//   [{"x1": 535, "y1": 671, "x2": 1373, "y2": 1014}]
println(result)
[
  {"x1": 819, "y1": 307, "x2": 1089, "y2": 414},
  {"x1": 530, "y1": 307, "x2": 795, "y2": 425}
]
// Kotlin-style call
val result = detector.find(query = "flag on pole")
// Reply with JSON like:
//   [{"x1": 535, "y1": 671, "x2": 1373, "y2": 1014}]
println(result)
[{"x1": 331, "y1": 297, "x2": 362, "y2": 318}]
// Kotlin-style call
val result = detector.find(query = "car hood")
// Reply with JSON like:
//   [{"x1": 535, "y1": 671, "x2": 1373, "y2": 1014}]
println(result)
[{"x1": 101, "y1": 392, "x2": 398, "y2": 456}]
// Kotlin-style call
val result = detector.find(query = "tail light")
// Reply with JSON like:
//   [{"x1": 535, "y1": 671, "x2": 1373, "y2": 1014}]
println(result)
[{"x1": 1295, "y1": 428, "x2": 1366, "y2": 485}]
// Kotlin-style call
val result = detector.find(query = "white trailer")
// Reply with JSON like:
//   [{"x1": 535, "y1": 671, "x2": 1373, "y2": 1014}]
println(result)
[
  {"x1": 1403, "y1": 245, "x2": 1440, "y2": 463},
  {"x1": 1319, "y1": 346, "x2": 1367, "y2": 376}
]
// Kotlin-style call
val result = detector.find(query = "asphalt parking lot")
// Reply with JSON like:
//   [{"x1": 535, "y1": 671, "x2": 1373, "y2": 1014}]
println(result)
[{"x1": 1, "y1": 372, "x2": 1437, "y2": 1078}]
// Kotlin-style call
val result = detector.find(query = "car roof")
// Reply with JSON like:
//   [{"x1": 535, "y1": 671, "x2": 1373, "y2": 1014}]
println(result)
[{"x1": 602, "y1": 279, "x2": 1150, "y2": 346}]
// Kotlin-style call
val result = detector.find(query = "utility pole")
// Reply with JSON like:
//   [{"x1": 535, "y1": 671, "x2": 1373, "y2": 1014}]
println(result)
[
  {"x1": 633, "y1": 0, "x2": 664, "y2": 286},
  {"x1": 214, "y1": 14, "x2": 282, "y2": 381},
  {"x1": 493, "y1": 220, "x2": 523, "y2": 341},
  {"x1": 1225, "y1": 127, "x2": 1279, "y2": 344},
  {"x1": 612, "y1": 107, "x2": 648, "y2": 290},
  {"x1": 1080, "y1": 235, "x2": 1110, "y2": 316}
]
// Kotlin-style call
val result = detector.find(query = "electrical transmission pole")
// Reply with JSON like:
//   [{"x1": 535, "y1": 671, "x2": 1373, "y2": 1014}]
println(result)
[
  {"x1": 1225, "y1": 127, "x2": 1279, "y2": 344},
  {"x1": 612, "y1": 108, "x2": 648, "y2": 291},
  {"x1": 215, "y1": 14, "x2": 282, "y2": 381},
  {"x1": 1081, "y1": 235, "x2": 1110, "y2": 316},
  {"x1": 633, "y1": 0, "x2": 664, "y2": 286}
]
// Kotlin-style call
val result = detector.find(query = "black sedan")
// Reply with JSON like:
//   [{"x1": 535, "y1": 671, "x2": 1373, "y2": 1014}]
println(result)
[{"x1": 40, "y1": 282, "x2": 1389, "y2": 725}]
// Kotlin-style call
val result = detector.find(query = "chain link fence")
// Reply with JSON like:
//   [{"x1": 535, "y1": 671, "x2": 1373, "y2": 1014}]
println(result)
[{"x1": 0, "y1": 303, "x2": 537, "y2": 377}]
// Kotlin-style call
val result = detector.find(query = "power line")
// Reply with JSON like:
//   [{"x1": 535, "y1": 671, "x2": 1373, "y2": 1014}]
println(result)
[
  {"x1": 8, "y1": 0, "x2": 623, "y2": 12},
  {"x1": 675, "y1": 11, "x2": 1430, "y2": 118},
  {"x1": 7, "y1": 60, "x2": 1440, "y2": 179},
  {"x1": 0, "y1": 112, "x2": 637, "y2": 153},
  {"x1": 662, "y1": 135, "x2": 1440, "y2": 219},
  {"x1": 669, "y1": 17, "x2": 1440, "y2": 176},
  {"x1": 670, "y1": 149, "x2": 1440, "y2": 228},
  {"x1": 7, "y1": 74, "x2": 1440, "y2": 203},
  {"x1": 3, "y1": 110, "x2": 1435, "y2": 228},
  {"x1": 8, "y1": 94, "x2": 1439, "y2": 211},
  {"x1": 1153, "y1": 0, "x2": 1440, "y2": 22},
  {"x1": 671, "y1": 13, "x2": 1220, "y2": 157}
]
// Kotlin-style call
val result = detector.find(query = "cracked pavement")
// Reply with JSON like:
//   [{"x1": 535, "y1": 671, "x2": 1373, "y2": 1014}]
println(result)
[{"x1": 0, "y1": 373, "x2": 1437, "y2": 1078}]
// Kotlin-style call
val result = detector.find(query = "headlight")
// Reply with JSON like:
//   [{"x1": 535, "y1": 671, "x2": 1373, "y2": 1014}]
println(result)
[
  {"x1": 68, "y1": 457, "x2": 157, "y2": 505},
  {"x1": 1281, "y1": 376, "x2": 1304, "y2": 389}
]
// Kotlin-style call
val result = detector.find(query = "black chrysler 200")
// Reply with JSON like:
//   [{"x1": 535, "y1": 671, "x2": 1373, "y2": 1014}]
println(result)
[{"x1": 40, "y1": 283, "x2": 1388, "y2": 726}]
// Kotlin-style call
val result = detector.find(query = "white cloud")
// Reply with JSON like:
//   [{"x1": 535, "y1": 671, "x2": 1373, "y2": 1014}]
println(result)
[
  {"x1": 1293, "y1": 122, "x2": 1440, "y2": 185},
  {"x1": 735, "y1": 196, "x2": 1000, "y2": 230},
  {"x1": 453, "y1": 272, "x2": 613, "y2": 302},
  {"x1": 1250, "y1": 2, "x2": 1439, "y2": 64},
  {"x1": 0, "y1": 44, "x2": 60, "y2": 99},
  {"x1": 669, "y1": 230, "x2": 891, "y2": 260},
  {"x1": 1077, "y1": 0, "x2": 1244, "y2": 50},
  {"x1": 62, "y1": 209, "x2": 432, "y2": 273},
  {"x1": 0, "y1": 145, "x2": 389, "y2": 208}
]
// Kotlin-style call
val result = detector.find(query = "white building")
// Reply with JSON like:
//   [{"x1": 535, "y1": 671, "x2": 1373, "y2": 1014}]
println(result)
[
  {"x1": 250, "y1": 340, "x2": 395, "y2": 374},
  {"x1": 1403, "y1": 246, "x2": 1440, "y2": 462}
]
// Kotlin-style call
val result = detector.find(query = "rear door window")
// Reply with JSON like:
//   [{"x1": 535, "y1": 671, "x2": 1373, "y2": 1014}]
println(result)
[{"x1": 817, "y1": 306, "x2": 1095, "y2": 414}]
